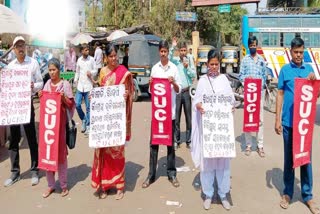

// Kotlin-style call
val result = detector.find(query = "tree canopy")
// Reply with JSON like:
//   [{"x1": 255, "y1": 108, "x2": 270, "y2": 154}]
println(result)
[{"x1": 84, "y1": 0, "x2": 247, "y2": 46}]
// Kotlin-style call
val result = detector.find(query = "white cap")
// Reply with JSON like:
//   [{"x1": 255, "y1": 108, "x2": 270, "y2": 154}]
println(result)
[{"x1": 13, "y1": 36, "x2": 25, "y2": 46}]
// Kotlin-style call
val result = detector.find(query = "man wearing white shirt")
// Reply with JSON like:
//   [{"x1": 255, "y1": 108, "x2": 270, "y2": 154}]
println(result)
[
  {"x1": 94, "y1": 42, "x2": 103, "y2": 73},
  {"x1": 142, "y1": 40, "x2": 182, "y2": 189},
  {"x1": 4, "y1": 36, "x2": 43, "y2": 187},
  {"x1": 74, "y1": 44, "x2": 97, "y2": 135},
  {"x1": 64, "y1": 44, "x2": 76, "y2": 72}
]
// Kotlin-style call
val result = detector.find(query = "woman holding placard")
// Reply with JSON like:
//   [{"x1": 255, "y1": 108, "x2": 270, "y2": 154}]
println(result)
[
  {"x1": 191, "y1": 49, "x2": 235, "y2": 211},
  {"x1": 91, "y1": 44, "x2": 134, "y2": 200},
  {"x1": 38, "y1": 58, "x2": 75, "y2": 198}
]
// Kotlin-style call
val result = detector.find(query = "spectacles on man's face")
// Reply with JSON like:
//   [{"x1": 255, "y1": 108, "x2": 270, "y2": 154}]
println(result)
[{"x1": 15, "y1": 43, "x2": 26, "y2": 49}]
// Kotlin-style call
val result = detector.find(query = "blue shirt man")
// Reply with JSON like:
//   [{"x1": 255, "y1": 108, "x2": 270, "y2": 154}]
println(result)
[
  {"x1": 275, "y1": 37, "x2": 319, "y2": 213},
  {"x1": 169, "y1": 38, "x2": 196, "y2": 149}
]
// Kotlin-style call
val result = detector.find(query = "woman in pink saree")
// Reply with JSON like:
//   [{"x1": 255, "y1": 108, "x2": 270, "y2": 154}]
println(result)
[
  {"x1": 39, "y1": 58, "x2": 75, "y2": 198},
  {"x1": 91, "y1": 44, "x2": 134, "y2": 200}
]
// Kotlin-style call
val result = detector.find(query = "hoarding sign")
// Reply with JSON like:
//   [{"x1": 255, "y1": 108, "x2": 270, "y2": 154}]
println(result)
[
  {"x1": 176, "y1": 12, "x2": 197, "y2": 22},
  {"x1": 218, "y1": 4, "x2": 231, "y2": 13}
]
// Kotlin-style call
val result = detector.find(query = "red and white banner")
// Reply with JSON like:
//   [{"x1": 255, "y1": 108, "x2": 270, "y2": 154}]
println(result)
[
  {"x1": 151, "y1": 78, "x2": 172, "y2": 146},
  {"x1": 293, "y1": 78, "x2": 320, "y2": 168},
  {"x1": 38, "y1": 92, "x2": 61, "y2": 172},
  {"x1": 243, "y1": 78, "x2": 262, "y2": 132}
]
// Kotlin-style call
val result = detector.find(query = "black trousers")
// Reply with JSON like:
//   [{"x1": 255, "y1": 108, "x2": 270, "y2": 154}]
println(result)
[
  {"x1": 9, "y1": 102, "x2": 38, "y2": 175},
  {"x1": 174, "y1": 90, "x2": 192, "y2": 144},
  {"x1": 147, "y1": 120, "x2": 176, "y2": 180}
]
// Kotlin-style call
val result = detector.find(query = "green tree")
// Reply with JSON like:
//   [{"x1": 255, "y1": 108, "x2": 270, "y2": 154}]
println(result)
[
  {"x1": 196, "y1": 5, "x2": 247, "y2": 47},
  {"x1": 85, "y1": 0, "x2": 247, "y2": 46},
  {"x1": 86, "y1": 0, "x2": 140, "y2": 30},
  {"x1": 309, "y1": 0, "x2": 320, "y2": 6},
  {"x1": 147, "y1": 0, "x2": 186, "y2": 40}
]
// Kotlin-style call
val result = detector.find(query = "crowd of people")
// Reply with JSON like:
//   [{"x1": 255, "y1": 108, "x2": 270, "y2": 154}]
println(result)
[{"x1": 0, "y1": 35, "x2": 319, "y2": 214}]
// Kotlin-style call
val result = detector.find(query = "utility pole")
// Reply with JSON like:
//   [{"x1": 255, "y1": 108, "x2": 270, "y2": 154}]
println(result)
[
  {"x1": 149, "y1": 0, "x2": 152, "y2": 12},
  {"x1": 114, "y1": 0, "x2": 117, "y2": 27},
  {"x1": 93, "y1": 0, "x2": 96, "y2": 30}
]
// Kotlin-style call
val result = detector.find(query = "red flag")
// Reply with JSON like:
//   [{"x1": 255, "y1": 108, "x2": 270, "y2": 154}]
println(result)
[
  {"x1": 293, "y1": 78, "x2": 320, "y2": 168},
  {"x1": 151, "y1": 78, "x2": 172, "y2": 146},
  {"x1": 38, "y1": 92, "x2": 61, "y2": 172},
  {"x1": 243, "y1": 78, "x2": 262, "y2": 132}
]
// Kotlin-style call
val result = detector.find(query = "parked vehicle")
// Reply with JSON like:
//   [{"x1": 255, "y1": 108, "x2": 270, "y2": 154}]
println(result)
[
  {"x1": 112, "y1": 34, "x2": 162, "y2": 101},
  {"x1": 225, "y1": 67, "x2": 278, "y2": 112},
  {"x1": 225, "y1": 73, "x2": 243, "y2": 107},
  {"x1": 264, "y1": 67, "x2": 278, "y2": 113},
  {"x1": 220, "y1": 45, "x2": 239, "y2": 73},
  {"x1": 196, "y1": 45, "x2": 215, "y2": 79}
]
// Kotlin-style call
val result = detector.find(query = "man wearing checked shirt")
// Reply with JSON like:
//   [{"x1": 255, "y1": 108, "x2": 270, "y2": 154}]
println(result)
[
  {"x1": 169, "y1": 37, "x2": 196, "y2": 150},
  {"x1": 239, "y1": 35, "x2": 267, "y2": 158}
]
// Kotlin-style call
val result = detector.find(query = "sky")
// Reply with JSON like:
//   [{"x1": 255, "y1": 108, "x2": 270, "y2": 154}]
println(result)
[{"x1": 242, "y1": 0, "x2": 267, "y2": 15}]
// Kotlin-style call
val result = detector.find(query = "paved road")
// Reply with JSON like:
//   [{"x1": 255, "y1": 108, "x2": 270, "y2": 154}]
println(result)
[{"x1": 1, "y1": 96, "x2": 320, "y2": 214}]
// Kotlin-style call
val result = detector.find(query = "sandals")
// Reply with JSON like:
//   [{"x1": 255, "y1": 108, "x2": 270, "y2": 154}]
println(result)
[
  {"x1": 306, "y1": 200, "x2": 320, "y2": 214},
  {"x1": 280, "y1": 195, "x2": 290, "y2": 209},
  {"x1": 61, "y1": 189, "x2": 69, "y2": 197},
  {"x1": 115, "y1": 190, "x2": 124, "y2": 200},
  {"x1": 257, "y1": 148, "x2": 265, "y2": 158},
  {"x1": 98, "y1": 190, "x2": 123, "y2": 200},
  {"x1": 99, "y1": 191, "x2": 107, "y2": 199},
  {"x1": 142, "y1": 178, "x2": 154, "y2": 188},
  {"x1": 245, "y1": 146, "x2": 251, "y2": 156},
  {"x1": 42, "y1": 188, "x2": 55, "y2": 198}
]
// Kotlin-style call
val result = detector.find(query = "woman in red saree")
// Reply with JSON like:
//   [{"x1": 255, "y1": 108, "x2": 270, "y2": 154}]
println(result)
[{"x1": 91, "y1": 44, "x2": 134, "y2": 200}]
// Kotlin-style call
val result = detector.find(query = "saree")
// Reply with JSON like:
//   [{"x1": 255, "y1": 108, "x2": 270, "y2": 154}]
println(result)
[{"x1": 91, "y1": 65, "x2": 134, "y2": 191}]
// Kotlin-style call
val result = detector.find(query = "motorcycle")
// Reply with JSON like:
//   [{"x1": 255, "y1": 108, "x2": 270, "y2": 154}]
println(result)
[
  {"x1": 264, "y1": 68, "x2": 278, "y2": 113},
  {"x1": 225, "y1": 68, "x2": 278, "y2": 112},
  {"x1": 226, "y1": 72, "x2": 243, "y2": 108}
]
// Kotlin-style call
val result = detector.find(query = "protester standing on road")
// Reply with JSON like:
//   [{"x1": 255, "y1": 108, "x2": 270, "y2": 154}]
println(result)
[
  {"x1": 94, "y1": 42, "x2": 103, "y2": 74},
  {"x1": 38, "y1": 58, "x2": 75, "y2": 198},
  {"x1": 64, "y1": 44, "x2": 76, "y2": 72},
  {"x1": 91, "y1": 44, "x2": 133, "y2": 200},
  {"x1": 142, "y1": 40, "x2": 182, "y2": 189},
  {"x1": 169, "y1": 37, "x2": 196, "y2": 150},
  {"x1": 275, "y1": 37, "x2": 319, "y2": 214},
  {"x1": 239, "y1": 35, "x2": 267, "y2": 157},
  {"x1": 122, "y1": 47, "x2": 129, "y2": 69},
  {"x1": 191, "y1": 49, "x2": 234, "y2": 211},
  {"x1": 188, "y1": 47, "x2": 196, "y2": 65},
  {"x1": 4, "y1": 36, "x2": 43, "y2": 187},
  {"x1": 74, "y1": 44, "x2": 97, "y2": 135}
]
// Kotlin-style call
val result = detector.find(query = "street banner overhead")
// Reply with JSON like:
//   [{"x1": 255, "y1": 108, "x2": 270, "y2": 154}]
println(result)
[
  {"x1": 151, "y1": 78, "x2": 172, "y2": 146},
  {"x1": 292, "y1": 78, "x2": 320, "y2": 168},
  {"x1": 243, "y1": 78, "x2": 262, "y2": 133},
  {"x1": 192, "y1": 0, "x2": 260, "y2": 6}
]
